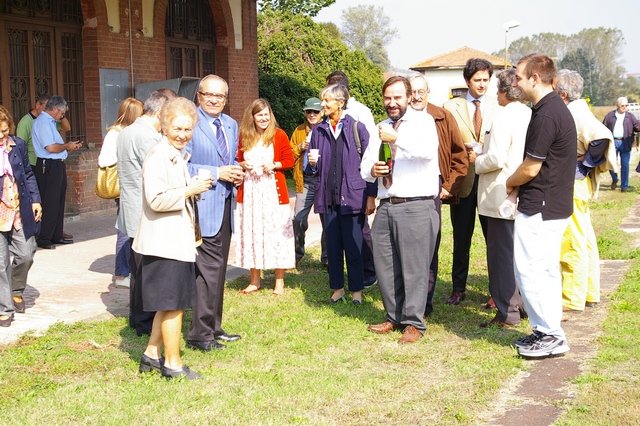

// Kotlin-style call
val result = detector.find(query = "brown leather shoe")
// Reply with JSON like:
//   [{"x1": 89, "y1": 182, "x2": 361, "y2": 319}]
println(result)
[
  {"x1": 398, "y1": 325, "x2": 422, "y2": 343},
  {"x1": 483, "y1": 296, "x2": 496, "y2": 309},
  {"x1": 62, "y1": 231, "x2": 74, "y2": 240},
  {"x1": 367, "y1": 320, "x2": 402, "y2": 334},
  {"x1": 447, "y1": 291, "x2": 466, "y2": 305},
  {"x1": 480, "y1": 318, "x2": 514, "y2": 328}
]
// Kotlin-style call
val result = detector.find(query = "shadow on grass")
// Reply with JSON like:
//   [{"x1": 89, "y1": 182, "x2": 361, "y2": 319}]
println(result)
[{"x1": 225, "y1": 255, "x2": 529, "y2": 348}]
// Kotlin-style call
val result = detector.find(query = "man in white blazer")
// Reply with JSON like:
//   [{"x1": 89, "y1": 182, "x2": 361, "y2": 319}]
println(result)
[
  {"x1": 443, "y1": 58, "x2": 500, "y2": 306},
  {"x1": 186, "y1": 75, "x2": 245, "y2": 351}
]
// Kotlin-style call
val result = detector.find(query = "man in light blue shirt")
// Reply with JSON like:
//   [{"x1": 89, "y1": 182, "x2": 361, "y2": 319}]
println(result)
[{"x1": 32, "y1": 96, "x2": 82, "y2": 249}]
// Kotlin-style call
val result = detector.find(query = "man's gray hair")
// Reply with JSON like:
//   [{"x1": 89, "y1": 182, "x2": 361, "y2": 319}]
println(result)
[
  {"x1": 617, "y1": 96, "x2": 628, "y2": 106},
  {"x1": 45, "y1": 95, "x2": 67, "y2": 111},
  {"x1": 320, "y1": 84, "x2": 349, "y2": 110},
  {"x1": 408, "y1": 74, "x2": 430, "y2": 92},
  {"x1": 555, "y1": 69, "x2": 584, "y2": 102},
  {"x1": 143, "y1": 90, "x2": 170, "y2": 116},
  {"x1": 497, "y1": 68, "x2": 524, "y2": 102}
]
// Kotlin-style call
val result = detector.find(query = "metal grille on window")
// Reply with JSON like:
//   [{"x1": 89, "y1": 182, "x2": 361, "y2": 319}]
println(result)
[
  {"x1": 61, "y1": 31, "x2": 85, "y2": 142},
  {"x1": 4, "y1": 0, "x2": 82, "y2": 24}
]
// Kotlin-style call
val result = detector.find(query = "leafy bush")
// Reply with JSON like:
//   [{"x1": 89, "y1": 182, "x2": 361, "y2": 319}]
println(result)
[{"x1": 258, "y1": 9, "x2": 385, "y2": 135}]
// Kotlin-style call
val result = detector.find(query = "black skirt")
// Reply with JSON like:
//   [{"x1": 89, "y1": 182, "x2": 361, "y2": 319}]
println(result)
[{"x1": 139, "y1": 255, "x2": 196, "y2": 312}]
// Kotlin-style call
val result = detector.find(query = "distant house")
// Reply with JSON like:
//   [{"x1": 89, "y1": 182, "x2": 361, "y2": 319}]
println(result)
[{"x1": 410, "y1": 46, "x2": 509, "y2": 107}]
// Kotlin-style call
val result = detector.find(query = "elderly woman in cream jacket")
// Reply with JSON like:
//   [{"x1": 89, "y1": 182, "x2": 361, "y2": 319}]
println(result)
[
  {"x1": 132, "y1": 97, "x2": 212, "y2": 380},
  {"x1": 474, "y1": 68, "x2": 531, "y2": 328}
]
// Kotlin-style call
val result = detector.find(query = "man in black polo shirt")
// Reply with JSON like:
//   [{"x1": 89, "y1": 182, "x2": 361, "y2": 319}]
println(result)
[{"x1": 506, "y1": 54, "x2": 577, "y2": 358}]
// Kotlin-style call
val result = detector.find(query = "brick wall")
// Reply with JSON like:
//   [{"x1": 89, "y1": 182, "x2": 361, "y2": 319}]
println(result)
[{"x1": 68, "y1": 0, "x2": 258, "y2": 218}]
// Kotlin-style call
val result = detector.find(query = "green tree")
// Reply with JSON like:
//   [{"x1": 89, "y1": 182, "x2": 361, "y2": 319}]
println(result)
[
  {"x1": 258, "y1": 0, "x2": 335, "y2": 17},
  {"x1": 258, "y1": 9, "x2": 385, "y2": 135},
  {"x1": 340, "y1": 5, "x2": 397, "y2": 70},
  {"x1": 494, "y1": 27, "x2": 629, "y2": 105}
]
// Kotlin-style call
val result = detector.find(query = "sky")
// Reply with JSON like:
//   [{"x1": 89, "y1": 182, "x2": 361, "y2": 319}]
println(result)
[{"x1": 314, "y1": 0, "x2": 640, "y2": 73}]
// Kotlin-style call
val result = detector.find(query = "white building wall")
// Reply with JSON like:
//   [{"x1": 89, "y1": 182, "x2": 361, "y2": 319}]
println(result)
[{"x1": 419, "y1": 69, "x2": 499, "y2": 107}]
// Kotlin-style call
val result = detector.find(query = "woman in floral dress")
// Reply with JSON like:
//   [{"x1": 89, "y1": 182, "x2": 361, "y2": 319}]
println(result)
[{"x1": 236, "y1": 99, "x2": 295, "y2": 295}]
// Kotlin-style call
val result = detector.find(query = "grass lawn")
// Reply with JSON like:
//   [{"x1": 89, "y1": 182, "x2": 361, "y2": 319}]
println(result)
[{"x1": 1, "y1": 173, "x2": 639, "y2": 425}]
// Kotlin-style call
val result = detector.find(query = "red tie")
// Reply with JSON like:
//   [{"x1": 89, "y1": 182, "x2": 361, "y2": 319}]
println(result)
[{"x1": 472, "y1": 99, "x2": 482, "y2": 141}]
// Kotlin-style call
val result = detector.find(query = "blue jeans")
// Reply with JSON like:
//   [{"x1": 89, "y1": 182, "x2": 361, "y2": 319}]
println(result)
[
  {"x1": 609, "y1": 139, "x2": 630, "y2": 189},
  {"x1": 115, "y1": 199, "x2": 131, "y2": 276}
]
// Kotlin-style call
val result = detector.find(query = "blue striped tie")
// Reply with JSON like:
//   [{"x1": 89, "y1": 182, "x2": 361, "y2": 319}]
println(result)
[{"x1": 213, "y1": 118, "x2": 230, "y2": 164}]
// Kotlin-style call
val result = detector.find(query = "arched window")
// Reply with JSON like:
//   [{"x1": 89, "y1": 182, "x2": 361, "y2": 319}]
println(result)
[{"x1": 165, "y1": 0, "x2": 216, "y2": 79}]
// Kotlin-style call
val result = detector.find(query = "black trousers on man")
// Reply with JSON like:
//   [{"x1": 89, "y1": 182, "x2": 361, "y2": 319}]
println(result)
[
  {"x1": 449, "y1": 175, "x2": 487, "y2": 293},
  {"x1": 187, "y1": 196, "x2": 232, "y2": 342},
  {"x1": 34, "y1": 158, "x2": 66, "y2": 245}
]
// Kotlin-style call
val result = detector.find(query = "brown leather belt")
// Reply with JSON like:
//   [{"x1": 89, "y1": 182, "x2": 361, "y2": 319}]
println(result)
[{"x1": 380, "y1": 196, "x2": 435, "y2": 205}]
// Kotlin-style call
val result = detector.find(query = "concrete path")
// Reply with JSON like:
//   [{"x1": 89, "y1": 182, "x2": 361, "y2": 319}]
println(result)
[{"x1": 0, "y1": 193, "x2": 324, "y2": 346}]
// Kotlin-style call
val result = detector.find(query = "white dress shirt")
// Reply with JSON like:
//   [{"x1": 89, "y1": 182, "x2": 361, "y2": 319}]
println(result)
[{"x1": 361, "y1": 107, "x2": 440, "y2": 198}]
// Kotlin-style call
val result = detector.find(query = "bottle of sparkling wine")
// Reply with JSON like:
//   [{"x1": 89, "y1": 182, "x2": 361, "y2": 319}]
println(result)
[{"x1": 378, "y1": 141, "x2": 392, "y2": 173}]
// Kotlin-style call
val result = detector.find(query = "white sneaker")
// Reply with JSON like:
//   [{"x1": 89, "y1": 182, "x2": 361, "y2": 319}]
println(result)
[
  {"x1": 115, "y1": 275, "x2": 130, "y2": 289},
  {"x1": 517, "y1": 334, "x2": 570, "y2": 358}
]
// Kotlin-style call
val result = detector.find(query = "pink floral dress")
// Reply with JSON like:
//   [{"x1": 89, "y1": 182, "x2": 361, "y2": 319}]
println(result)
[{"x1": 235, "y1": 140, "x2": 295, "y2": 269}]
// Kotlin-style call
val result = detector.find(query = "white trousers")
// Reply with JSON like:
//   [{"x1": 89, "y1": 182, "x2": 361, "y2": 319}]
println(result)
[{"x1": 514, "y1": 212, "x2": 569, "y2": 339}]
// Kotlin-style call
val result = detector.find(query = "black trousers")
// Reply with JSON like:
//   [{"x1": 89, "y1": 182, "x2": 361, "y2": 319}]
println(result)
[
  {"x1": 486, "y1": 217, "x2": 524, "y2": 324},
  {"x1": 34, "y1": 158, "x2": 66, "y2": 244},
  {"x1": 129, "y1": 239, "x2": 155, "y2": 336},
  {"x1": 449, "y1": 175, "x2": 487, "y2": 293},
  {"x1": 187, "y1": 196, "x2": 232, "y2": 342}
]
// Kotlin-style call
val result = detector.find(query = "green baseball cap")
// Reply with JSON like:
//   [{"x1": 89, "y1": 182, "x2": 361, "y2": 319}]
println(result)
[{"x1": 304, "y1": 97, "x2": 321, "y2": 112}]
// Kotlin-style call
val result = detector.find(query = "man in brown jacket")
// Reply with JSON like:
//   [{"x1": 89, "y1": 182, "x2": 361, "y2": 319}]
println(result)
[{"x1": 409, "y1": 75, "x2": 468, "y2": 317}]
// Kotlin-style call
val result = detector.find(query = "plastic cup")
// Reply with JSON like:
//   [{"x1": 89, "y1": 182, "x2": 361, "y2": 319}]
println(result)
[
  {"x1": 309, "y1": 149, "x2": 319, "y2": 161},
  {"x1": 198, "y1": 168, "x2": 211, "y2": 179}
]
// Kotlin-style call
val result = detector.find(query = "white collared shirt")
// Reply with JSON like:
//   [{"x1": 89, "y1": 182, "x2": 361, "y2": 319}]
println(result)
[{"x1": 360, "y1": 107, "x2": 440, "y2": 198}]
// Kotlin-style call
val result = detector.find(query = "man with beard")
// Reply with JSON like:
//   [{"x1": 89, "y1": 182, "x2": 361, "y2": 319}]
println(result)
[{"x1": 361, "y1": 76, "x2": 439, "y2": 343}]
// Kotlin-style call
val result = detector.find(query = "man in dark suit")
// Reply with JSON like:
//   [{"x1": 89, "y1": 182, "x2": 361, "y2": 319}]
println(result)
[
  {"x1": 443, "y1": 58, "x2": 500, "y2": 305},
  {"x1": 186, "y1": 75, "x2": 245, "y2": 351}
]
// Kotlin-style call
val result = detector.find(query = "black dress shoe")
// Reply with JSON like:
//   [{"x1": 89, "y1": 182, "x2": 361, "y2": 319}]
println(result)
[
  {"x1": 186, "y1": 339, "x2": 225, "y2": 351},
  {"x1": 13, "y1": 296, "x2": 25, "y2": 313},
  {"x1": 37, "y1": 240, "x2": 55, "y2": 250},
  {"x1": 0, "y1": 316, "x2": 12, "y2": 327},
  {"x1": 214, "y1": 332, "x2": 241, "y2": 342},
  {"x1": 161, "y1": 365, "x2": 201, "y2": 380},
  {"x1": 53, "y1": 238, "x2": 74, "y2": 245},
  {"x1": 139, "y1": 354, "x2": 165, "y2": 373}
]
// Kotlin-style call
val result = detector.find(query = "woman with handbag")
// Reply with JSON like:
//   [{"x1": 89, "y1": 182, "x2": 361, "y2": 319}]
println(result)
[
  {"x1": 132, "y1": 97, "x2": 212, "y2": 379},
  {"x1": 97, "y1": 97, "x2": 143, "y2": 288}
]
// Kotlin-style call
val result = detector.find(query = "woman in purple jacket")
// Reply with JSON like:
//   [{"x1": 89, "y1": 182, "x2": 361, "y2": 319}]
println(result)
[{"x1": 306, "y1": 84, "x2": 377, "y2": 305}]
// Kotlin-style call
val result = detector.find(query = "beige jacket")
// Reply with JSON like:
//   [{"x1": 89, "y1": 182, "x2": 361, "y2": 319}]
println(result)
[
  {"x1": 132, "y1": 138, "x2": 197, "y2": 263},
  {"x1": 567, "y1": 99, "x2": 616, "y2": 199},
  {"x1": 443, "y1": 95, "x2": 500, "y2": 198},
  {"x1": 475, "y1": 101, "x2": 531, "y2": 219}
]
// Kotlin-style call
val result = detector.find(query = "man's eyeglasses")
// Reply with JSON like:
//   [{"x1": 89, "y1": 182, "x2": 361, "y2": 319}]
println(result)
[
  {"x1": 198, "y1": 92, "x2": 226, "y2": 101},
  {"x1": 304, "y1": 110, "x2": 320, "y2": 114}
]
